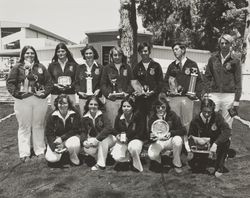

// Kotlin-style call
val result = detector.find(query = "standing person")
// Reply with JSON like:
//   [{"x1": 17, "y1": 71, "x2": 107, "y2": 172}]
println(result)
[
  {"x1": 162, "y1": 42, "x2": 203, "y2": 131},
  {"x1": 100, "y1": 46, "x2": 134, "y2": 127},
  {"x1": 48, "y1": 43, "x2": 78, "y2": 109},
  {"x1": 112, "y1": 96, "x2": 146, "y2": 172},
  {"x1": 188, "y1": 98, "x2": 231, "y2": 177},
  {"x1": 75, "y1": 45, "x2": 103, "y2": 116},
  {"x1": 133, "y1": 42, "x2": 163, "y2": 127},
  {"x1": 6, "y1": 45, "x2": 52, "y2": 162},
  {"x1": 148, "y1": 96, "x2": 186, "y2": 173},
  {"x1": 204, "y1": 34, "x2": 242, "y2": 129},
  {"x1": 81, "y1": 96, "x2": 116, "y2": 170},
  {"x1": 45, "y1": 94, "x2": 82, "y2": 166}
]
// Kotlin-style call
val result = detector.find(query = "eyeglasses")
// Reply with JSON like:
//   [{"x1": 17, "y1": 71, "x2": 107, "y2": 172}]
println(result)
[{"x1": 156, "y1": 105, "x2": 166, "y2": 110}]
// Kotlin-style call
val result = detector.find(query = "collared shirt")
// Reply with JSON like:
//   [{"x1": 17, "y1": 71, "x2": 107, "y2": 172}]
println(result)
[
  {"x1": 58, "y1": 58, "x2": 68, "y2": 72},
  {"x1": 83, "y1": 110, "x2": 103, "y2": 127},
  {"x1": 220, "y1": 53, "x2": 230, "y2": 65},
  {"x1": 175, "y1": 56, "x2": 187, "y2": 70},
  {"x1": 142, "y1": 61, "x2": 150, "y2": 71},
  {"x1": 52, "y1": 110, "x2": 75, "y2": 126},
  {"x1": 200, "y1": 113, "x2": 211, "y2": 124},
  {"x1": 86, "y1": 61, "x2": 98, "y2": 74}
]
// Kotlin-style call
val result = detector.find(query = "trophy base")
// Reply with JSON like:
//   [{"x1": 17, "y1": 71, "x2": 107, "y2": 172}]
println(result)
[
  {"x1": 112, "y1": 92, "x2": 125, "y2": 98},
  {"x1": 85, "y1": 93, "x2": 94, "y2": 96}
]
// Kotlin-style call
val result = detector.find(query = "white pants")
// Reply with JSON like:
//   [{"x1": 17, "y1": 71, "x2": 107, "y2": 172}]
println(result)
[
  {"x1": 148, "y1": 136, "x2": 183, "y2": 168},
  {"x1": 14, "y1": 96, "x2": 48, "y2": 158},
  {"x1": 84, "y1": 135, "x2": 116, "y2": 167},
  {"x1": 50, "y1": 94, "x2": 76, "y2": 110},
  {"x1": 168, "y1": 97, "x2": 194, "y2": 131},
  {"x1": 104, "y1": 99, "x2": 122, "y2": 128},
  {"x1": 45, "y1": 136, "x2": 81, "y2": 163},
  {"x1": 210, "y1": 93, "x2": 234, "y2": 129},
  {"x1": 112, "y1": 139, "x2": 144, "y2": 172}
]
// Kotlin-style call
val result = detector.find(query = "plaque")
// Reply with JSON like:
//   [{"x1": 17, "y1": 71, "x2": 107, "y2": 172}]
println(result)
[
  {"x1": 58, "y1": 76, "x2": 72, "y2": 87},
  {"x1": 151, "y1": 119, "x2": 170, "y2": 139}
]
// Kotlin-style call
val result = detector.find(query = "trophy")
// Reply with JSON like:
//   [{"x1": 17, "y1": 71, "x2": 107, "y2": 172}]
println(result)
[
  {"x1": 143, "y1": 85, "x2": 150, "y2": 94},
  {"x1": 151, "y1": 119, "x2": 170, "y2": 140},
  {"x1": 110, "y1": 77, "x2": 124, "y2": 98},
  {"x1": 186, "y1": 67, "x2": 198, "y2": 97},
  {"x1": 85, "y1": 71, "x2": 94, "y2": 96},
  {"x1": 58, "y1": 76, "x2": 72, "y2": 88},
  {"x1": 20, "y1": 67, "x2": 31, "y2": 93}
]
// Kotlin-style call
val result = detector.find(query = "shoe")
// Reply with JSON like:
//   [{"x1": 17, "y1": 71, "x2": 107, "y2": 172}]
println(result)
[
  {"x1": 91, "y1": 164, "x2": 105, "y2": 171},
  {"x1": 149, "y1": 160, "x2": 163, "y2": 173},
  {"x1": 36, "y1": 154, "x2": 45, "y2": 160},
  {"x1": 174, "y1": 167, "x2": 183, "y2": 174},
  {"x1": 85, "y1": 155, "x2": 96, "y2": 167},
  {"x1": 215, "y1": 171, "x2": 223, "y2": 178},
  {"x1": 114, "y1": 162, "x2": 130, "y2": 171},
  {"x1": 20, "y1": 156, "x2": 30, "y2": 163}
]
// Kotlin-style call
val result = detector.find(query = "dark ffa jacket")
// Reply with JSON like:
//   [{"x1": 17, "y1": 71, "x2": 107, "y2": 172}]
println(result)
[
  {"x1": 47, "y1": 61, "x2": 78, "y2": 95},
  {"x1": 6, "y1": 63, "x2": 52, "y2": 99},
  {"x1": 188, "y1": 112, "x2": 231, "y2": 146},
  {"x1": 114, "y1": 112, "x2": 147, "y2": 141},
  {"x1": 204, "y1": 52, "x2": 241, "y2": 102},
  {"x1": 45, "y1": 110, "x2": 82, "y2": 151},
  {"x1": 163, "y1": 58, "x2": 203, "y2": 98},
  {"x1": 133, "y1": 59, "x2": 163, "y2": 95},
  {"x1": 75, "y1": 62, "x2": 103, "y2": 99},
  {"x1": 100, "y1": 63, "x2": 134, "y2": 100},
  {"x1": 81, "y1": 110, "x2": 114, "y2": 142},
  {"x1": 148, "y1": 111, "x2": 186, "y2": 137}
]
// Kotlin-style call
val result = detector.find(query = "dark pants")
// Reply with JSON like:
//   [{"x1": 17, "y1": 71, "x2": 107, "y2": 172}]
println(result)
[{"x1": 189, "y1": 140, "x2": 230, "y2": 173}]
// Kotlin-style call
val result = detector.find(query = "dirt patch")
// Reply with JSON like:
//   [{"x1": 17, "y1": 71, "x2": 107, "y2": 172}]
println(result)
[{"x1": 0, "y1": 102, "x2": 250, "y2": 198}]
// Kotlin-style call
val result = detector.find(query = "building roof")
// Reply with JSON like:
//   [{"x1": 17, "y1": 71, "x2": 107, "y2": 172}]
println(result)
[
  {"x1": 0, "y1": 21, "x2": 76, "y2": 44},
  {"x1": 85, "y1": 29, "x2": 152, "y2": 37}
]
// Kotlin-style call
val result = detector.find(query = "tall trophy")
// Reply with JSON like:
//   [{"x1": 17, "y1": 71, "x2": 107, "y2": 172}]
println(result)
[
  {"x1": 85, "y1": 71, "x2": 93, "y2": 96},
  {"x1": 186, "y1": 67, "x2": 198, "y2": 97},
  {"x1": 110, "y1": 77, "x2": 124, "y2": 98}
]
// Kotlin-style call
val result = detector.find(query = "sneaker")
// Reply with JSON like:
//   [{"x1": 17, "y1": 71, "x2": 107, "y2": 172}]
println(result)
[
  {"x1": 114, "y1": 162, "x2": 130, "y2": 171},
  {"x1": 174, "y1": 167, "x2": 183, "y2": 174},
  {"x1": 91, "y1": 164, "x2": 105, "y2": 171},
  {"x1": 149, "y1": 160, "x2": 163, "y2": 173},
  {"x1": 215, "y1": 171, "x2": 223, "y2": 178},
  {"x1": 69, "y1": 153, "x2": 80, "y2": 166}
]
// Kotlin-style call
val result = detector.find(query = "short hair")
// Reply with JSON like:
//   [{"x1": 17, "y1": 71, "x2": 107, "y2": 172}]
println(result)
[
  {"x1": 109, "y1": 46, "x2": 127, "y2": 64},
  {"x1": 137, "y1": 42, "x2": 151, "y2": 53},
  {"x1": 80, "y1": 45, "x2": 99, "y2": 60},
  {"x1": 172, "y1": 42, "x2": 186, "y2": 51},
  {"x1": 54, "y1": 94, "x2": 74, "y2": 111},
  {"x1": 19, "y1": 46, "x2": 39, "y2": 64},
  {"x1": 83, "y1": 96, "x2": 104, "y2": 115},
  {"x1": 117, "y1": 95, "x2": 136, "y2": 115},
  {"x1": 200, "y1": 98, "x2": 216, "y2": 112},
  {"x1": 51, "y1": 42, "x2": 77, "y2": 63},
  {"x1": 218, "y1": 34, "x2": 233, "y2": 44}
]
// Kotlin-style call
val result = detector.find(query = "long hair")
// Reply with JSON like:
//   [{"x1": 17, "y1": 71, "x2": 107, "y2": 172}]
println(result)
[
  {"x1": 109, "y1": 46, "x2": 127, "y2": 64},
  {"x1": 19, "y1": 45, "x2": 39, "y2": 64},
  {"x1": 83, "y1": 96, "x2": 104, "y2": 115},
  {"x1": 54, "y1": 94, "x2": 74, "y2": 111},
  {"x1": 80, "y1": 45, "x2": 99, "y2": 60},
  {"x1": 138, "y1": 42, "x2": 151, "y2": 54},
  {"x1": 51, "y1": 42, "x2": 77, "y2": 63},
  {"x1": 151, "y1": 95, "x2": 171, "y2": 115},
  {"x1": 117, "y1": 95, "x2": 136, "y2": 116}
]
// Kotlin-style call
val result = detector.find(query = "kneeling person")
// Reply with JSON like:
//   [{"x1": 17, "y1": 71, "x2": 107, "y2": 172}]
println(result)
[
  {"x1": 45, "y1": 94, "x2": 81, "y2": 166},
  {"x1": 148, "y1": 97, "x2": 186, "y2": 173},
  {"x1": 188, "y1": 98, "x2": 231, "y2": 177}
]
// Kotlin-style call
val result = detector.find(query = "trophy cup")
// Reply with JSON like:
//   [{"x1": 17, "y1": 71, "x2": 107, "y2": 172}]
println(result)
[
  {"x1": 110, "y1": 77, "x2": 124, "y2": 98},
  {"x1": 186, "y1": 67, "x2": 198, "y2": 97},
  {"x1": 85, "y1": 71, "x2": 94, "y2": 96},
  {"x1": 58, "y1": 76, "x2": 72, "y2": 88}
]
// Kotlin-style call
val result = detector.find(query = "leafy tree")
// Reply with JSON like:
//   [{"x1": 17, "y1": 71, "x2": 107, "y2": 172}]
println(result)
[{"x1": 137, "y1": 0, "x2": 248, "y2": 52}]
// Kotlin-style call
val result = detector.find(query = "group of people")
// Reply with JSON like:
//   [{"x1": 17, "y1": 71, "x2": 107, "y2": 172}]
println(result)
[{"x1": 6, "y1": 33, "x2": 241, "y2": 177}]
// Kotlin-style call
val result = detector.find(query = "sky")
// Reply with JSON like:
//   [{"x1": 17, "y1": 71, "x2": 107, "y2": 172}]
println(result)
[{"x1": 0, "y1": 0, "x2": 124, "y2": 43}]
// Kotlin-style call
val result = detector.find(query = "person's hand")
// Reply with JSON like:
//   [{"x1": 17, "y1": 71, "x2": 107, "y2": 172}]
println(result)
[
  {"x1": 150, "y1": 133, "x2": 158, "y2": 142},
  {"x1": 187, "y1": 151, "x2": 194, "y2": 161},
  {"x1": 122, "y1": 92, "x2": 129, "y2": 98},
  {"x1": 54, "y1": 137, "x2": 63, "y2": 145},
  {"x1": 133, "y1": 90, "x2": 142, "y2": 96},
  {"x1": 144, "y1": 91, "x2": 154, "y2": 98},
  {"x1": 89, "y1": 138, "x2": 99, "y2": 147},
  {"x1": 210, "y1": 143, "x2": 217, "y2": 153},
  {"x1": 159, "y1": 132, "x2": 171, "y2": 141},
  {"x1": 20, "y1": 92, "x2": 33, "y2": 99},
  {"x1": 78, "y1": 92, "x2": 87, "y2": 98},
  {"x1": 55, "y1": 84, "x2": 65, "y2": 90},
  {"x1": 83, "y1": 140, "x2": 90, "y2": 148},
  {"x1": 94, "y1": 89, "x2": 100, "y2": 96},
  {"x1": 108, "y1": 93, "x2": 117, "y2": 101},
  {"x1": 34, "y1": 88, "x2": 45, "y2": 98}
]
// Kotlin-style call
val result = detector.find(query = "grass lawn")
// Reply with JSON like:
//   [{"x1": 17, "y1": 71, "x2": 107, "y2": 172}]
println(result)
[{"x1": 0, "y1": 101, "x2": 250, "y2": 198}]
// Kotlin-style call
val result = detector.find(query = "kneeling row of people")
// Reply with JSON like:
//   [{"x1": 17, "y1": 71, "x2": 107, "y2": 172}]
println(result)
[{"x1": 45, "y1": 94, "x2": 231, "y2": 175}]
